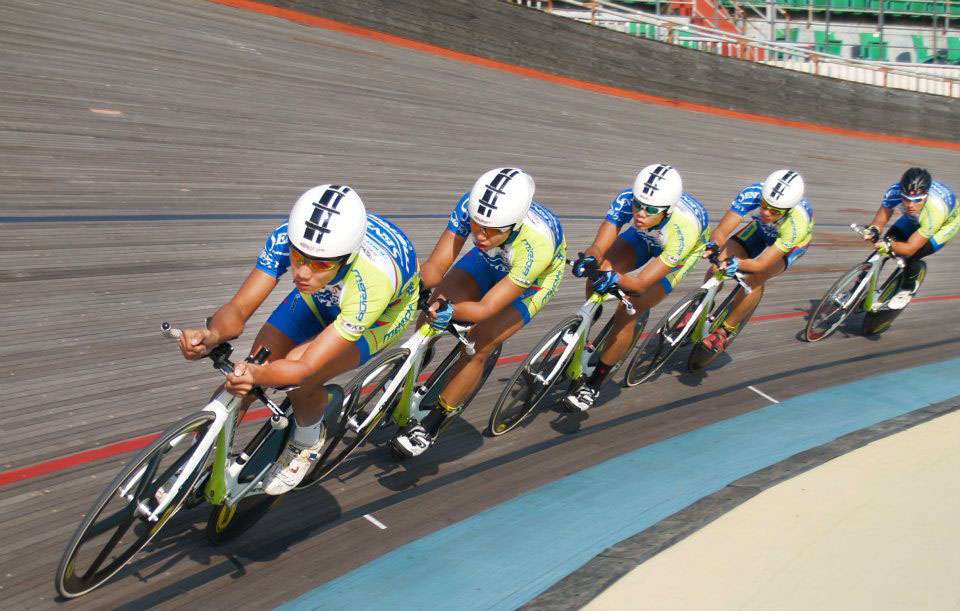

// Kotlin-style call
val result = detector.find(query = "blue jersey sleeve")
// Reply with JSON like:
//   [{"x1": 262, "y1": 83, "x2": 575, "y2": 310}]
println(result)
[
  {"x1": 881, "y1": 183, "x2": 901, "y2": 209},
  {"x1": 730, "y1": 184, "x2": 763, "y2": 216},
  {"x1": 256, "y1": 223, "x2": 291, "y2": 278},
  {"x1": 447, "y1": 192, "x2": 472, "y2": 238},
  {"x1": 604, "y1": 188, "x2": 634, "y2": 229}
]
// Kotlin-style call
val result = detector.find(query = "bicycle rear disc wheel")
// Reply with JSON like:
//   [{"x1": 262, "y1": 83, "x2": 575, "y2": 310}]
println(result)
[
  {"x1": 688, "y1": 290, "x2": 758, "y2": 372},
  {"x1": 862, "y1": 262, "x2": 923, "y2": 336},
  {"x1": 624, "y1": 289, "x2": 705, "y2": 387},
  {"x1": 489, "y1": 315, "x2": 582, "y2": 436},
  {"x1": 425, "y1": 343, "x2": 502, "y2": 438},
  {"x1": 56, "y1": 411, "x2": 215, "y2": 598},
  {"x1": 804, "y1": 263, "x2": 871, "y2": 342},
  {"x1": 302, "y1": 349, "x2": 409, "y2": 485}
]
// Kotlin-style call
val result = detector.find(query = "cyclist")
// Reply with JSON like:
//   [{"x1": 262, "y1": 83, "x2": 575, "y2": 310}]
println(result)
[
  {"x1": 698, "y1": 169, "x2": 813, "y2": 353},
  {"x1": 391, "y1": 168, "x2": 566, "y2": 457},
  {"x1": 861, "y1": 167, "x2": 958, "y2": 309},
  {"x1": 564, "y1": 164, "x2": 709, "y2": 411},
  {"x1": 177, "y1": 185, "x2": 419, "y2": 494}
]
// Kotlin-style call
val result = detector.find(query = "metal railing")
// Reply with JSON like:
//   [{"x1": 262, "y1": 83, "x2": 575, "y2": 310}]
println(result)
[{"x1": 515, "y1": 0, "x2": 960, "y2": 96}]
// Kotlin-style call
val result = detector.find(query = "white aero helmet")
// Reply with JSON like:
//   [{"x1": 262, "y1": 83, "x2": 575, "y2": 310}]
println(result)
[
  {"x1": 468, "y1": 168, "x2": 534, "y2": 229},
  {"x1": 632, "y1": 164, "x2": 683, "y2": 213},
  {"x1": 761, "y1": 169, "x2": 805, "y2": 210},
  {"x1": 287, "y1": 184, "x2": 367, "y2": 260}
]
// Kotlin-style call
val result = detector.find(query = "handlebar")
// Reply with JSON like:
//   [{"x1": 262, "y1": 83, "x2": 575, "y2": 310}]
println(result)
[
  {"x1": 417, "y1": 288, "x2": 476, "y2": 356},
  {"x1": 161, "y1": 322, "x2": 289, "y2": 429},
  {"x1": 850, "y1": 224, "x2": 905, "y2": 268},
  {"x1": 565, "y1": 259, "x2": 636, "y2": 315},
  {"x1": 704, "y1": 250, "x2": 752, "y2": 295}
]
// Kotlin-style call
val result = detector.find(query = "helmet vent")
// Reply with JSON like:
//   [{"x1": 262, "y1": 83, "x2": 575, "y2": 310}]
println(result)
[
  {"x1": 304, "y1": 186, "x2": 350, "y2": 244},
  {"x1": 476, "y1": 169, "x2": 519, "y2": 219},
  {"x1": 769, "y1": 170, "x2": 798, "y2": 201},
  {"x1": 641, "y1": 165, "x2": 674, "y2": 196}
]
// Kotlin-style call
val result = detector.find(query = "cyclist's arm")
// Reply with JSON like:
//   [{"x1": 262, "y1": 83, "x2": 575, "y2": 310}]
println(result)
[
  {"x1": 888, "y1": 229, "x2": 928, "y2": 257},
  {"x1": 449, "y1": 276, "x2": 527, "y2": 322},
  {"x1": 868, "y1": 206, "x2": 894, "y2": 231},
  {"x1": 708, "y1": 210, "x2": 744, "y2": 248},
  {"x1": 180, "y1": 268, "x2": 277, "y2": 358},
  {"x1": 738, "y1": 245, "x2": 785, "y2": 274},
  {"x1": 583, "y1": 220, "x2": 620, "y2": 263},
  {"x1": 241, "y1": 324, "x2": 357, "y2": 387},
  {"x1": 616, "y1": 258, "x2": 673, "y2": 294},
  {"x1": 420, "y1": 229, "x2": 467, "y2": 289}
]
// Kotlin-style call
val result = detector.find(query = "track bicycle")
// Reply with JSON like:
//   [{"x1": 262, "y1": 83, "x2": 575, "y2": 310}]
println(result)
[
  {"x1": 56, "y1": 324, "x2": 337, "y2": 598},
  {"x1": 624, "y1": 252, "x2": 752, "y2": 386},
  {"x1": 487, "y1": 261, "x2": 647, "y2": 436},
  {"x1": 299, "y1": 294, "x2": 501, "y2": 481},
  {"x1": 804, "y1": 224, "x2": 921, "y2": 341}
]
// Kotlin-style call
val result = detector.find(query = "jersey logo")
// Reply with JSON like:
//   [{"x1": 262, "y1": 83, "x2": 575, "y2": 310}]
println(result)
[
  {"x1": 768, "y1": 171, "x2": 798, "y2": 202},
  {"x1": 304, "y1": 186, "x2": 350, "y2": 244},
  {"x1": 640, "y1": 165, "x2": 673, "y2": 197},
  {"x1": 476, "y1": 169, "x2": 520, "y2": 219}
]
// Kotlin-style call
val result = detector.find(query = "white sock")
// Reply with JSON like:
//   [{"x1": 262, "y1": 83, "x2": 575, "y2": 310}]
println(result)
[{"x1": 292, "y1": 419, "x2": 325, "y2": 447}]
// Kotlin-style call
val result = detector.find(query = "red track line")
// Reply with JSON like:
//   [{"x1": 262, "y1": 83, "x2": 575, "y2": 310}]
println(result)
[
  {"x1": 208, "y1": 0, "x2": 960, "y2": 152},
  {"x1": 3, "y1": 293, "x2": 960, "y2": 488}
]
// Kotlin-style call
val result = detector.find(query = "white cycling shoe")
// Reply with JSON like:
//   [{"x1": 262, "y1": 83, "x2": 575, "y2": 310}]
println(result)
[
  {"x1": 392, "y1": 425, "x2": 432, "y2": 458},
  {"x1": 886, "y1": 289, "x2": 914, "y2": 310},
  {"x1": 263, "y1": 434, "x2": 325, "y2": 496},
  {"x1": 564, "y1": 384, "x2": 599, "y2": 412}
]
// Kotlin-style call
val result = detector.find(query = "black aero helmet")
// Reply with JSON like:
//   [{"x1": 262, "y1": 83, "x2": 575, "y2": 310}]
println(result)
[{"x1": 899, "y1": 167, "x2": 932, "y2": 197}]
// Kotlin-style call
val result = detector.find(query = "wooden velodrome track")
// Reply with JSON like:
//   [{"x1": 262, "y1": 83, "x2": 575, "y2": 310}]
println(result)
[{"x1": 2, "y1": 1, "x2": 959, "y2": 608}]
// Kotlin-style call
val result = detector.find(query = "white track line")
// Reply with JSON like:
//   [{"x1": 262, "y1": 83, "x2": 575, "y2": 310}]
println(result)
[
  {"x1": 363, "y1": 514, "x2": 388, "y2": 530},
  {"x1": 747, "y1": 385, "x2": 780, "y2": 404}
]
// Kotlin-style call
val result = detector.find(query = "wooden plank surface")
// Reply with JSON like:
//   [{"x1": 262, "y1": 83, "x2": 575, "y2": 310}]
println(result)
[{"x1": 1, "y1": 0, "x2": 959, "y2": 609}]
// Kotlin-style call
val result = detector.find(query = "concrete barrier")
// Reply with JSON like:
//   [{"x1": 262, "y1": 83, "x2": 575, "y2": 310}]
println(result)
[{"x1": 266, "y1": 0, "x2": 959, "y2": 140}]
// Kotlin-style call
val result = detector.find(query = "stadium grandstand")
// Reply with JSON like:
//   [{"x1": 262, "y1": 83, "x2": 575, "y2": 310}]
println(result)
[{"x1": 512, "y1": 0, "x2": 960, "y2": 95}]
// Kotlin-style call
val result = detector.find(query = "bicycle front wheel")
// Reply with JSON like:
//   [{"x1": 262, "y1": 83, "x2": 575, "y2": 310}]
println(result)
[
  {"x1": 804, "y1": 263, "x2": 871, "y2": 342},
  {"x1": 56, "y1": 411, "x2": 216, "y2": 598},
  {"x1": 302, "y1": 349, "x2": 410, "y2": 485},
  {"x1": 624, "y1": 289, "x2": 706, "y2": 387},
  {"x1": 489, "y1": 315, "x2": 582, "y2": 436}
]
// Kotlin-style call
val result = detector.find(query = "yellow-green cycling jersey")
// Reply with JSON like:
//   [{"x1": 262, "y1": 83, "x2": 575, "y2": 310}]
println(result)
[{"x1": 258, "y1": 214, "x2": 419, "y2": 363}]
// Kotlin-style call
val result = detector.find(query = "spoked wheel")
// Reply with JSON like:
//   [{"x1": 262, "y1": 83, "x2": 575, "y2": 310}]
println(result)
[
  {"x1": 56, "y1": 411, "x2": 215, "y2": 598},
  {"x1": 862, "y1": 262, "x2": 924, "y2": 336},
  {"x1": 205, "y1": 418, "x2": 292, "y2": 545},
  {"x1": 299, "y1": 349, "x2": 410, "y2": 486},
  {"x1": 488, "y1": 315, "x2": 582, "y2": 436},
  {"x1": 624, "y1": 289, "x2": 706, "y2": 387},
  {"x1": 804, "y1": 263, "x2": 871, "y2": 342}
]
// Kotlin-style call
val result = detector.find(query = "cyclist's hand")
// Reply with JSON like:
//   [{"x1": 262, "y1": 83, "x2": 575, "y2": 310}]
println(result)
[
  {"x1": 703, "y1": 241, "x2": 720, "y2": 258},
  {"x1": 225, "y1": 361, "x2": 258, "y2": 397},
  {"x1": 179, "y1": 327, "x2": 219, "y2": 360},
  {"x1": 863, "y1": 225, "x2": 880, "y2": 243},
  {"x1": 722, "y1": 256, "x2": 740, "y2": 278},
  {"x1": 572, "y1": 253, "x2": 598, "y2": 278},
  {"x1": 429, "y1": 301, "x2": 454, "y2": 331},
  {"x1": 592, "y1": 270, "x2": 620, "y2": 294}
]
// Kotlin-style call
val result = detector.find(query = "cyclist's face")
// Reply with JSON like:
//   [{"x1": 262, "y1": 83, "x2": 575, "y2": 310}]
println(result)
[
  {"x1": 632, "y1": 201, "x2": 667, "y2": 229},
  {"x1": 470, "y1": 221, "x2": 513, "y2": 250},
  {"x1": 289, "y1": 247, "x2": 342, "y2": 292},
  {"x1": 902, "y1": 193, "x2": 927, "y2": 216}
]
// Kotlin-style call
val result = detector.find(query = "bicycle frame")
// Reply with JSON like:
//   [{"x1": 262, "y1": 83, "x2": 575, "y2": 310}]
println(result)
[
  {"x1": 345, "y1": 320, "x2": 474, "y2": 433},
  {"x1": 846, "y1": 224, "x2": 906, "y2": 314},
  {"x1": 560, "y1": 291, "x2": 620, "y2": 383}
]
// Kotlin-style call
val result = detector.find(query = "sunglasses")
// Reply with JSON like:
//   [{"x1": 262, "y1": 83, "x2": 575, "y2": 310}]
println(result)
[
  {"x1": 289, "y1": 246, "x2": 343, "y2": 272},
  {"x1": 760, "y1": 199, "x2": 789, "y2": 215},
  {"x1": 469, "y1": 221, "x2": 513, "y2": 238},
  {"x1": 631, "y1": 199, "x2": 668, "y2": 216},
  {"x1": 901, "y1": 193, "x2": 927, "y2": 204}
]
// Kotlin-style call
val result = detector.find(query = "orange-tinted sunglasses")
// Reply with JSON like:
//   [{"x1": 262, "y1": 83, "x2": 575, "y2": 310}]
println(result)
[
  {"x1": 469, "y1": 220, "x2": 513, "y2": 238},
  {"x1": 760, "y1": 199, "x2": 789, "y2": 216},
  {"x1": 289, "y1": 246, "x2": 343, "y2": 272}
]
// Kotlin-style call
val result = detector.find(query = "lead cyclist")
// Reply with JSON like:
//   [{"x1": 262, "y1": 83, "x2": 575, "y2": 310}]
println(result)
[
  {"x1": 565, "y1": 164, "x2": 710, "y2": 411},
  {"x1": 177, "y1": 185, "x2": 419, "y2": 494},
  {"x1": 391, "y1": 168, "x2": 566, "y2": 457},
  {"x1": 859, "y1": 167, "x2": 958, "y2": 309}
]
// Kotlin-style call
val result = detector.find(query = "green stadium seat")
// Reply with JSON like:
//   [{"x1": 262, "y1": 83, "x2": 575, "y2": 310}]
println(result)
[
  {"x1": 948, "y1": 37, "x2": 960, "y2": 62},
  {"x1": 814, "y1": 30, "x2": 844, "y2": 55},
  {"x1": 831, "y1": 0, "x2": 851, "y2": 8},
  {"x1": 849, "y1": 0, "x2": 869, "y2": 10},
  {"x1": 886, "y1": 0, "x2": 911, "y2": 13},
  {"x1": 908, "y1": 1, "x2": 933, "y2": 14},
  {"x1": 858, "y1": 33, "x2": 889, "y2": 60},
  {"x1": 912, "y1": 34, "x2": 931, "y2": 62}
]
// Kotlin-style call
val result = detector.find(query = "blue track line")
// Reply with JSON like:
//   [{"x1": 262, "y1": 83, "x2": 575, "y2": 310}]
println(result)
[{"x1": 276, "y1": 358, "x2": 960, "y2": 611}]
